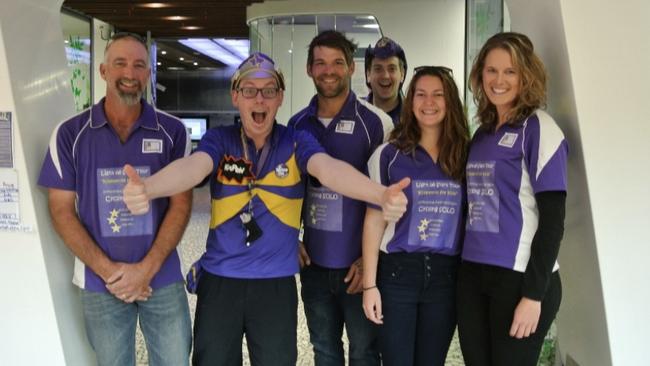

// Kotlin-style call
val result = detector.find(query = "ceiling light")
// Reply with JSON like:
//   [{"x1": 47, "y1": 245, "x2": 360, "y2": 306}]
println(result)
[
  {"x1": 361, "y1": 24, "x2": 380, "y2": 29},
  {"x1": 161, "y1": 50, "x2": 167, "y2": 55},
  {"x1": 179, "y1": 57, "x2": 184, "y2": 61},
  {"x1": 179, "y1": 38, "x2": 245, "y2": 66},
  {"x1": 157, "y1": 62, "x2": 162, "y2": 66},
  {"x1": 164, "y1": 16, "x2": 190, "y2": 21},
  {"x1": 193, "y1": 62, "x2": 198, "y2": 66},
  {"x1": 138, "y1": 3, "x2": 168, "y2": 8},
  {"x1": 181, "y1": 26, "x2": 203, "y2": 30},
  {"x1": 212, "y1": 38, "x2": 250, "y2": 60}
]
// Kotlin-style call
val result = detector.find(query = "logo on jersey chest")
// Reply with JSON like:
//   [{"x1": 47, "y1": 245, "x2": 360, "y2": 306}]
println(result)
[
  {"x1": 335, "y1": 120, "x2": 355, "y2": 134},
  {"x1": 218, "y1": 156, "x2": 254, "y2": 183},
  {"x1": 498, "y1": 132, "x2": 519, "y2": 148},
  {"x1": 275, "y1": 163, "x2": 289, "y2": 178}
]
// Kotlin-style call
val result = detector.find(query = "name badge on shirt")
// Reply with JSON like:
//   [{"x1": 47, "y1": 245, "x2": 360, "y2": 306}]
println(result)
[
  {"x1": 498, "y1": 132, "x2": 518, "y2": 148},
  {"x1": 142, "y1": 139, "x2": 163, "y2": 153},
  {"x1": 335, "y1": 120, "x2": 355, "y2": 134}
]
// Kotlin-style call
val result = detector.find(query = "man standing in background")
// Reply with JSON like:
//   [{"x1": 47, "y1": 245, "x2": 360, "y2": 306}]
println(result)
[
  {"x1": 289, "y1": 30, "x2": 393, "y2": 365},
  {"x1": 38, "y1": 33, "x2": 192, "y2": 366},
  {"x1": 364, "y1": 37, "x2": 408, "y2": 125}
]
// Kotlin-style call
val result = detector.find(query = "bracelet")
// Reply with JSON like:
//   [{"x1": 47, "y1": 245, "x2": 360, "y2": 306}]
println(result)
[{"x1": 362, "y1": 285, "x2": 377, "y2": 291}]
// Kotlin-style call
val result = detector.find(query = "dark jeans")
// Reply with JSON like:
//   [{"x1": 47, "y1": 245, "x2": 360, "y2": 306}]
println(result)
[
  {"x1": 456, "y1": 261, "x2": 562, "y2": 366},
  {"x1": 300, "y1": 264, "x2": 380, "y2": 366},
  {"x1": 377, "y1": 252, "x2": 459, "y2": 366},
  {"x1": 192, "y1": 272, "x2": 297, "y2": 366}
]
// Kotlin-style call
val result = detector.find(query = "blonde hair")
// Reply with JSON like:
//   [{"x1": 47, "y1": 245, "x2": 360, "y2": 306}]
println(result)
[{"x1": 469, "y1": 32, "x2": 547, "y2": 127}]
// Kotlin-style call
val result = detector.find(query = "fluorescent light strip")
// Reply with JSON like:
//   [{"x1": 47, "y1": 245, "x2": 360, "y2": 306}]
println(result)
[
  {"x1": 179, "y1": 38, "x2": 243, "y2": 66},
  {"x1": 212, "y1": 38, "x2": 250, "y2": 60}
]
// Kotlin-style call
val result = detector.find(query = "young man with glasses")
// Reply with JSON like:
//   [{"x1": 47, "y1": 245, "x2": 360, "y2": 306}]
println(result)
[
  {"x1": 288, "y1": 30, "x2": 393, "y2": 366},
  {"x1": 122, "y1": 52, "x2": 410, "y2": 366},
  {"x1": 38, "y1": 33, "x2": 192, "y2": 365}
]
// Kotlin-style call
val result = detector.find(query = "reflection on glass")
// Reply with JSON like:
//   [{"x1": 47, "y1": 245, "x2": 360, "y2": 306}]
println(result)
[
  {"x1": 247, "y1": 14, "x2": 382, "y2": 122},
  {"x1": 61, "y1": 10, "x2": 92, "y2": 111}
]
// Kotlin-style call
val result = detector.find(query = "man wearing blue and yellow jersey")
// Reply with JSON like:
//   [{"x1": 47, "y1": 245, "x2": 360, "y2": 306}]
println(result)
[{"x1": 122, "y1": 52, "x2": 409, "y2": 366}]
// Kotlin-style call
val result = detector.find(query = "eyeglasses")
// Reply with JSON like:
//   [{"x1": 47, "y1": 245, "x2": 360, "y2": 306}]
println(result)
[
  {"x1": 414, "y1": 65, "x2": 453, "y2": 76},
  {"x1": 238, "y1": 87, "x2": 280, "y2": 99}
]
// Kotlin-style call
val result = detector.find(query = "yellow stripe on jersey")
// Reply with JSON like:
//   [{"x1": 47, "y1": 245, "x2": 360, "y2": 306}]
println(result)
[
  {"x1": 256, "y1": 190, "x2": 303, "y2": 229},
  {"x1": 209, "y1": 191, "x2": 250, "y2": 228},
  {"x1": 209, "y1": 153, "x2": 304, "y2": 229}
]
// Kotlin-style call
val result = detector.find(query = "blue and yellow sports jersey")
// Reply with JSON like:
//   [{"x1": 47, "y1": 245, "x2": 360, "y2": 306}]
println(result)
[{"x1": 195, "y1": 124, "x2": 324, "y2": 278}]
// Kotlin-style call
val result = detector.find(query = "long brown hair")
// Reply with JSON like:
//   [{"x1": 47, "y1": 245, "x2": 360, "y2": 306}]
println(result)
[
  {"x1": 469, "y1": 32, "x2": 547, "y2": 127},
  {"x1": 390, "y1": 66, "x2": 469, "y2": 181}
]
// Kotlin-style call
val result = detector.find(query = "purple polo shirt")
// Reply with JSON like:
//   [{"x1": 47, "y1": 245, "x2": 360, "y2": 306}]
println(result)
[
  {"x1": 462, "y1": 110, "x2": 568, "y2": 272},
  {"x1": 38, "y1": 98, "x2": 191, "y2": 292},
  {"x1": 195, "y1": 124, "x2": 324, "y2": 278},
  {"x1": 368, "y1": 143, "x2": 464, "y2": 255},
  {"x1": 289, "y1": 92, "x2": 393, "y2": 268},
  {"x1": 366, "y1": 92, "x2": 402, "y2": 125}
]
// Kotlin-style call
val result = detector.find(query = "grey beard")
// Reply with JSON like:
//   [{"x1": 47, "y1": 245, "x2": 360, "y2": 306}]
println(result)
[{"x1": 118, "y1": 90, "x2": 142, "y2": 106}]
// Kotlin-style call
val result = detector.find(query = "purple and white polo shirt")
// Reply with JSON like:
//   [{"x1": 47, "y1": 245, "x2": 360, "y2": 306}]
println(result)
[
  {"x1": 368, "y1": 143, "x2": 464, "y2": 255},
  {"x1": 462, "y1": 110, "x2": 568, "y2": 272},
  {"x1": 38, "y1": 98, "x2": 190, "y2": 292},
  {"x1": 289, "y1": 91, "x2": 393, "y2": 268}
]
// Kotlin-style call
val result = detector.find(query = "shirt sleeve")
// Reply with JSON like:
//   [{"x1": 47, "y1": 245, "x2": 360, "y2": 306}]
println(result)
[
  {"x1": 38, "y1": 122, "x2": 77, "y2": 191},
  {"x1": 293, "y1": 128, "x2": 326, "y2": 174},
  {"x1": 195, "y1": 128, "x2": 225, "y2": 177},
  {"x1": 524, "y1": 111, "x2": 569, "y2": 193},
  {"x1": 366, "y1": 143, "x2": 391, "y2": 210}
]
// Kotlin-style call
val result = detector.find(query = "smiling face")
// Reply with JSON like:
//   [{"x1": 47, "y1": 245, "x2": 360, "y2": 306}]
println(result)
[
  {"x1": 231, "y1": 77, "x2": 283, "y2": 147},
  {"x1": 367, "y1": 56, "x2": 404, "y2": 103},
  {"x1": 482, "y1": 48, "x2": 520, "y2": 119},
  {"x1": 307, "y1": 46, "x2": 355, "y2": 99},
  {"x1": 412, "y1": 75, "x2": 446, "y2": 131},
  {"x1": 100, "y1": 37, "x2": 150, "y2": 106}
]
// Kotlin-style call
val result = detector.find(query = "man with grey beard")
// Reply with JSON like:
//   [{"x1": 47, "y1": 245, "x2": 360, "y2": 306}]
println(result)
[{"x1": 38, "y1": 33, "x2": 192, "y2": 365}]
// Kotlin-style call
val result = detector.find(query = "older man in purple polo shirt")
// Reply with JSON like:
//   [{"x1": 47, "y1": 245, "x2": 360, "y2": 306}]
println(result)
[{"x1": 38, "y1": 33, "x2": 192, "y2": 366}]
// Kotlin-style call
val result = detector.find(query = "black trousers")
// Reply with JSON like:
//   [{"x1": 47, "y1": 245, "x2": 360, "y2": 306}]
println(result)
[
  {"x1": 456, "y1": 261, "x2": 561, "y2": 366},
  {"x1": 192, "y1": 272, "x2": 298, "y2": 366}
]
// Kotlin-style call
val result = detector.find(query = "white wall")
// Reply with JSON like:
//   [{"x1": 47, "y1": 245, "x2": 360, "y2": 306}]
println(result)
[
  {"x1": 508, "y1": 0, "x2": 650, "y2": 365},
  {"x1": 248, "y1": 0, "x2": 465, "y2": 120},
  {"x1": 0, "y1": 0, "x2": 94, "y2": 364},
  {"x1": 92, "y1": 18, "x2": 111, "y2": 104}
]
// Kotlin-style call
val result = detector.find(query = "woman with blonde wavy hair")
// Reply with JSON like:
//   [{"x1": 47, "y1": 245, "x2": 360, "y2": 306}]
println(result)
[
  {"x1": 457, "y1": 32, "x2": 569, "y2": 366},
  {"x1": 361, "y1": 66, "x2": 469, "y2": 365}
]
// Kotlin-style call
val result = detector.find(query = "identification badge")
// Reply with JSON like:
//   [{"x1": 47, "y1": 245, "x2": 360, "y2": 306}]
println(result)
[
  {"x1": 498, "y1": 132, "x2": 518, "y2": 148},
  {"x1": 335, "y1": 120, "x2": 355, "y2": 134},
  {"x1": 142, "y1": 139, "x2": 163, "y2": 153}
]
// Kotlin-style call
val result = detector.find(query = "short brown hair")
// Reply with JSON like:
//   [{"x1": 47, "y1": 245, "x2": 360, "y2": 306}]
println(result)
[
  {"x1": 469, "y1": 32, "x2": 547, "y2": 128},
  {"x1": 391, "y1": 66, "x2": 469, "y2": 181},
  {"x1": 307, "y1": 30, "x2": 357, "y2": 67}
]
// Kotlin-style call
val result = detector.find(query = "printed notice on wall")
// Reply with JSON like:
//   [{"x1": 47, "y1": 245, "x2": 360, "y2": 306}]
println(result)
[
  {"x1": 0, "y1": 168, "x2": 22, "y2": 231},
  {"x1": 0, "y1": 112, "x2": 13, "y2": 168}
]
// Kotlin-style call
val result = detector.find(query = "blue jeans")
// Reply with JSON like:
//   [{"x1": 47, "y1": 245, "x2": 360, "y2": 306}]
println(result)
[
  {"x1": 81, "y1": 281, "x2": 192, "y2": 366},
  {"x1": 300, "y1": 264, "x2": 380, "y2": 366},
  {"x1": 378, "y1": 252, "x2": 459, "y2": 366}
]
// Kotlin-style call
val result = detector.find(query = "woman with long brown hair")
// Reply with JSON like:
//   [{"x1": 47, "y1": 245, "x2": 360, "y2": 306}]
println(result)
[
  {"x1": 361, "y1": 66, "x2": 469, "y2": 365},
  {"x1": 457, "y1": 32, "x2": 568, "y2": 366}
]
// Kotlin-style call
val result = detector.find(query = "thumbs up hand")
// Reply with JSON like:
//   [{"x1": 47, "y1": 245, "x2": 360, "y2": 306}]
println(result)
[
  {"x1": 381, "y1": 177, "x2": 410, "y2": 223},
  {"x1": 123, "y1": 164, "x2": 150, "y2": 215}
]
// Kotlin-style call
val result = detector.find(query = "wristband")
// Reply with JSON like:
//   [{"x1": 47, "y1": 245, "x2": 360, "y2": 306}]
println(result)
[{"x1": 362, "y1": 285, "x2": 377, "y2": 291}]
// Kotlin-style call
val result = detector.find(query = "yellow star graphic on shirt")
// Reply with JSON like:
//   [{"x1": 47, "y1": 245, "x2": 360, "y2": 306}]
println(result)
[
  {"x1": 107, "y1": 216, "x2": 117, "y2": 225},
  {"x1": 311, "y1": 217, "x2": 317, "y2": 225},
  {"x1": 420, "y1": 233, "x2": 428, "y2": 241},
  {"x1": 111, "y1": 224, "x2": 121, "y2": 233},
  {"x1": 418, "y1": 218, "x2": 431, "y2": 233},
  {"x1": 110, "y1": 208, "x2": 120, "y2": 218}
]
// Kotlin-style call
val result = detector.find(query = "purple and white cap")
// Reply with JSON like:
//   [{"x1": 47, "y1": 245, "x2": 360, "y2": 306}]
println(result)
[
  {"x1": 231, "y1": 52, "x2": 286, "y2": 90},
  {"x1": 364, "y1": 37, "x2": 408, "y2": 88}
]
